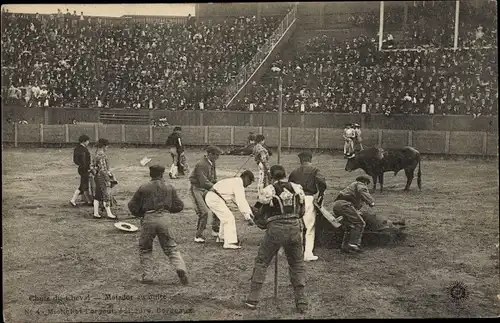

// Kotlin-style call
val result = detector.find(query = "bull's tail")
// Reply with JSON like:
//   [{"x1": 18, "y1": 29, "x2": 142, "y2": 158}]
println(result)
[{"x1": 417, "y1": 157, "x2": 422, "y2": 191}]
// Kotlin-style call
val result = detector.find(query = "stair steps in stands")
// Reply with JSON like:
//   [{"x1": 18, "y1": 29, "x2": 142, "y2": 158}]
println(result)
[{"x1": 99, "y1": 111, "x2": 150, "y2": 125}]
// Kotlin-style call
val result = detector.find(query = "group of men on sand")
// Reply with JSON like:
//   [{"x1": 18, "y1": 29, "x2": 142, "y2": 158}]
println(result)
[{"x1": 69, "y1": 127, "x2": 381, "y2": 314}]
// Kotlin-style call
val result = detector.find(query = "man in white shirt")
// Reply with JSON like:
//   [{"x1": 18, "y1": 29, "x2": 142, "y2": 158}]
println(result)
[{"x1": 205, "y1": 170, "x2": 255, "y2": 249}]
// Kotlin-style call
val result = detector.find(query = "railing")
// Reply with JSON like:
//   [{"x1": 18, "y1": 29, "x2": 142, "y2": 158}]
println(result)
[
  {"x1": 381, "y1": 45, "x2": 498, "y2": 52},
  {"x1": 3, "y1": 124, "x2": 498, "y2": 157},
  {"x1": 223, "y1": 5, "x2": 297, "y2": 108}
]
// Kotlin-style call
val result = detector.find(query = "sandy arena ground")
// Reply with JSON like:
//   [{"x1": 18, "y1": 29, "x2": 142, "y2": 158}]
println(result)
[{"x1": 2, "y1": 147, "x2": 499, "y2": 321}]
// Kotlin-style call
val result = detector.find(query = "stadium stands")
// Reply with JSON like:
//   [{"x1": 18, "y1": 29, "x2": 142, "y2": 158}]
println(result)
[
  {"x1": 1, "y1": 2, "x2": 498, "y2": 117},
  {"x1": 1, "y1": 10, "x2": 281, "y2": 111}
]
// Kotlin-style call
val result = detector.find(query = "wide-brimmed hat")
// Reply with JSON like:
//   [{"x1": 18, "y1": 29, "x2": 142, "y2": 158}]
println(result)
[{"x1": 114, "y1": 222, "x2": 138, "y2": 232}]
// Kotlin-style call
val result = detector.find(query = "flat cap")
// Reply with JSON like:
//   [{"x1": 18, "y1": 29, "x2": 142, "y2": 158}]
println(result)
[
  {"x1": 149, "y1": 164, "x2": 166, "y2": 173},
  {"x1": 206, "y1": 145, "x2": 222, "y2": 155},
  {"x1": 298, "y1": 151, "x2": 312, "y2": 159},
  {"x1": 78, "y1": 134, "x2": 90, "y2": 143},
  {"x1": 356, "y1": 175, "x2": 371, "y2": 184}
]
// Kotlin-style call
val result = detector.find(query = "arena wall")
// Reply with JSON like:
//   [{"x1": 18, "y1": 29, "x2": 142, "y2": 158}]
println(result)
[
  {"x1": 38, "y1": 108, "x2": 498, "y2": 132},
  {"x1": 3, "y1": 124, "x2": 498, "y2": 157}
]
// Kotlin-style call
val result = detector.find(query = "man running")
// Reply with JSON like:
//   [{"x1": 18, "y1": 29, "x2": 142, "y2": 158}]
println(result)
[{"x1": 128, "y1": 165, "x2": 189, "y2": 285}]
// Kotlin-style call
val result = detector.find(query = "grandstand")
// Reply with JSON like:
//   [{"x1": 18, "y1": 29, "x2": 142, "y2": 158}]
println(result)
[{"x1": 1, "y1": 1, "x2": 498, "y2": 128}]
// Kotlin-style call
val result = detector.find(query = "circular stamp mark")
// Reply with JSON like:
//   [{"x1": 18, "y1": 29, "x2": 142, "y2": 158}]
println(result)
[{"x1": 448, "y1": 281, "x2": 468, "y2": 302}]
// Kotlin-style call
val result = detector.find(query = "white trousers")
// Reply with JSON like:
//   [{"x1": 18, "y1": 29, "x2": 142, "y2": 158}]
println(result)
[
  {"x1": 303, "y1": 196, "x2": 317, "y2": 257},
  {"x1": 344, "y1": 139, "x2": 354, "y2": 155},
  {"x1": 205, "y1": 191, "x2": 238, "y2": 245},
  {"x1": 169, "y1": 147, "x2": 178, "y2": 178}
]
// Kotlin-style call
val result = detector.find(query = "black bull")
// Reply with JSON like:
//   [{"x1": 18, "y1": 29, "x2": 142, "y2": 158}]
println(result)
[{"x1": 345, "y1": 146, "x2": 422, "y2": 192}]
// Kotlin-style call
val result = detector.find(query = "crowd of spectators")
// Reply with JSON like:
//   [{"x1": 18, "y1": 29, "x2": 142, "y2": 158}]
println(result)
[
  {"x1": 348, "y1": 1, "x2": 496, "y2": 49},
  {"x1": 239, "y1": 34, "x2": 498, "y2": 116},
  {"x1": 1, "y1": 8, "x2": 281, "y2": 110},
  {"x1": 2, "y1": 3, "x2": 498, "y2": 116}
]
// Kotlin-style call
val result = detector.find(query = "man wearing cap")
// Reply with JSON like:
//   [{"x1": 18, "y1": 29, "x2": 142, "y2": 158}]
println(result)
[
  {"x1": 166, "y1": 127, "x2": 183, "y2": 179},
  {"x1": 332, "y1": 175, "x2": 375, "y2": 254},
  {"x1": 189, "y1": 145, "x2": 222, "y2": 243},
  {"x1": 353, "y1": 123, "x2": 363, "y2": 152},
  {"x1": 253, "y1": 135, "x2": 271, "y2": 199},
  {"x1": 245, "y1": 165, "x2": 308, "y2": 313},
  {"x1": 70, "y1": 134, "x2": 92, "y2": 206},
  {"x1": 343, "y1": 124, "x2": 355, "y2": 157},
  {"x1": 204, "y1": 170, "x2": 255, "y2": 249},
  {"x1": 288, "y1": 151, "x2": 327, "y2": 261},
  {"x1": 128, "y1": 165, "x2": 189, "y2": 285}
]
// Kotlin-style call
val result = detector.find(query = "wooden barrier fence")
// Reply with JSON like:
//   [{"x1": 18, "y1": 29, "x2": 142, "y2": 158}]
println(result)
[{"x1": 2, "y1": 124, "x2": 498, "y2": 156}]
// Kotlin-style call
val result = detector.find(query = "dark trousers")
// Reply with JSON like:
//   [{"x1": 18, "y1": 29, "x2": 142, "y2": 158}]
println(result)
[
  {"x1": 139, "y1": 214, "x2": 187, "y2": 279},
  {"x1": 78, "y1": 167, "x2": 89, "y2": 193},
  {"x1": 248, "y1": 219, "x2": 307, "y2": 306},
  {"x1": 332, "y1": 200, "x2": 366, "y2": 246},
  {"x1": 190, "y1": 186, "x2": 220, "y2": 238}
]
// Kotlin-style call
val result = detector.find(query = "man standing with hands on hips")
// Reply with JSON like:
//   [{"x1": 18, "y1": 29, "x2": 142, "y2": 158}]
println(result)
[
  {"x1": 288, "y1": 151, "x2": 327, "y2": 262},
  {"x1": 189, "y1": 145, "x2": 222, "y2": 243}
]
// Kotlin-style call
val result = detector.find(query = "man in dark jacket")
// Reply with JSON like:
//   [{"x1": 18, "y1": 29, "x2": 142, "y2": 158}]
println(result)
[
  {"x1": 288, "y1": 151, "x2": 327, "y2": 261},
  {"x1": 166, "y1": 127, "x2": 183, "y2": 179},
  {"x1": 128, "y1": 165, "x2": 189, "y2": 285},
  {"x1": 189, "y1": 145, "x2": 222, "y2": 243},
  {"x1": 70, "y1": 134, "x2": 92, "y2": 206}
]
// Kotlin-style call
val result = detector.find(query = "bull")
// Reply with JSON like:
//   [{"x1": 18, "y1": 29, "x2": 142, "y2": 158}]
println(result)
[{"x1": 345, "y1": 146, "x2": 422, "y2": 192}]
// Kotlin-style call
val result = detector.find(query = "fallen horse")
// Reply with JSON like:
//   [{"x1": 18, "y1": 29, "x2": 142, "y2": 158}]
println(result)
[{"x1": 315, "y1": 205, "x2": 407, "y2": 249}]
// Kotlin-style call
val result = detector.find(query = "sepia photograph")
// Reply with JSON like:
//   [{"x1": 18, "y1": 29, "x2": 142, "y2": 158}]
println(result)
[{"x1": 1, "y1": 1, "x2": 498, "y2": 321}]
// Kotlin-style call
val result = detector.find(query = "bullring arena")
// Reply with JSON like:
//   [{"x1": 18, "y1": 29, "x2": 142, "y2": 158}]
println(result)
[{"x1": 2, "y1": 2, "x2": 499, "y2": 321}]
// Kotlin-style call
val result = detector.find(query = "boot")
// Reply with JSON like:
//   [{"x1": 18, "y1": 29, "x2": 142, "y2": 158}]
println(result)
[
  {"x1": 93, "y1": 200, "x2": 101, "y2": 218},
  {"x1": 169, "y1": 164, "x2": 178, "y2": 179},
  {"x1": 83, "y1": 191, "x2": 93, "y2": 205},
  {"x1": 245, "y1": 282, "x2": 262, "y2": 308},
  {"x1": 103, "y1": 202, "x2": 116, "y2": 219},
  {"x1": 176, "y1": 270, "x2": 189, "y2": 285},
  {"x1": 70, "y1": 189, "x2": 80, "y2": 207},
  {"x1": 294, "y1": 286, "x2": 308, "y2": 314},
  {"x1": 340, "y1": 230, "x2": 350, "y2": 251}
]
